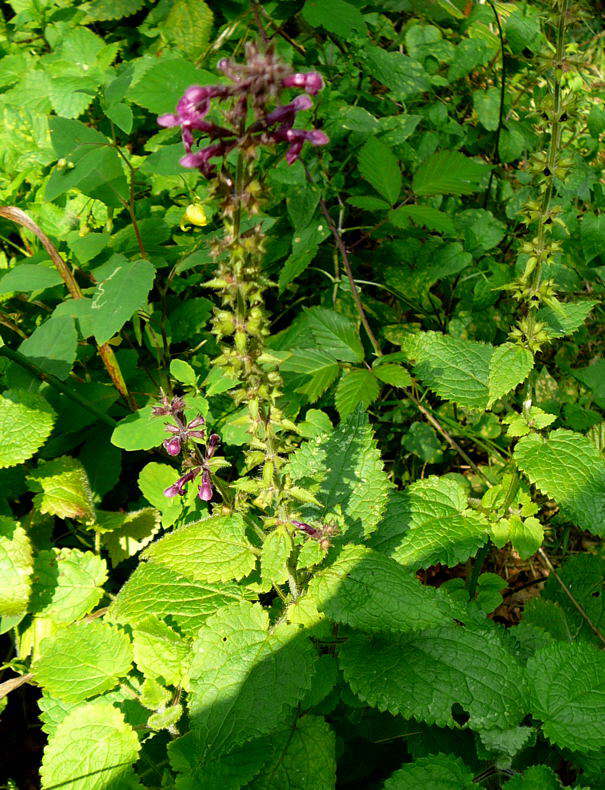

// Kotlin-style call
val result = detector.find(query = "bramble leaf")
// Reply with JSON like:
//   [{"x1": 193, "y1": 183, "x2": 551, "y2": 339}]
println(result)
[
  {"x1": 335, "y1": 368, "x2": 380, "y2": 418},
  {"x1": 413, "y1": 151, "x2": 490, "y2": 196},
  {"x1": 357, "y1": 137, "x2": 401, "y2": 204}
]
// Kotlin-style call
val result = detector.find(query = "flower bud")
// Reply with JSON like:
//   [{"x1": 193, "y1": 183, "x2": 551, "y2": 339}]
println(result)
[{"x1": 163, "y1": 436, "x2": 182, "y2": 456}]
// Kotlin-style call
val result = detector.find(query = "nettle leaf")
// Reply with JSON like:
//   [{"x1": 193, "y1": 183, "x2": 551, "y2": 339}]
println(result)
[
  {"x1": 301, "y1": 0, "x2": 366, "y2": 38},
  {"x1": 40, "y1": 701, "x2": 140, "y2": 790},
  {"x1": 0, "y1": 389, "x2": 55, "y2": 469},
  {"x1": 335, "y1": 368, "x2": 380, "y2": 418},
  {"x1": 0, "y1": 517, "x2": 33, "y2": 617},
  {"x1": 247, "y1": 715, "x2": 336, "y2": 790},
  {"x1": 537, "y1": 298, "x2": 597, "y2": 339},
  {"x1": 19, "y1": 314, "x2": 77, "y2": 380},
  {"x1": 504, "y1": 766, "x2": 562, "y2": 790},
  {"x1": 370, "y1": 477, "x2": 489, "y2": 569},
  {"x1": 188, "y1": 601, "x2": 316, "y2": 756},
  {"x1": 413, "y1": 151, "x2": 490, "y2": 196},
  {"x1": 487, "y1": 343, "x2": 534, "y2": 407},
  {"x1": 288, "y1": 410, "x2": 390, "y2": 540},
  {"x1": 514, "y1": 429, "x2": 605, "y2": 536},
  {"x1": 27, "y1": 457, "x2": 95, "y2": 523},
  {"x1": 357, "y1": 137, "x2": 401, "y2": 205},
  {"x1": 527, "y1": 641, "x2": 605, "y2": 752},
  {"x1": 308, "y1": 545, "x2": 464, "y2": 634},
  {"x1": 143, "y1": 514, "x2": 257, "y2": 583},
  {"x1": 128, "y1": 58, "x2": 215, "y2": 114},
  {"x1": 81, "y1": 0, "x2": 144, "y2": 22},
  {"x1": 107, "y1": 560, "x2": 251, "y2": 638},
  {"x1": 363, "y1": 46, "x2": 431, "y2": 98},
  {"x1": 30, "y1": 548, "x2": 107, "y2": 624},
  {"x1": 260, "y1": 526, "x2": 290, "y2": 588},
  {"x1": 90, "y1": 256, "x2": 155, "y2": 345},
  {"x1": 384, "y1": 754, "x2": 475, "y2": 789},
  {"x1": 403, "y1": 333, "x2": 532, "y2": 410},
  {"x1": 305, "y1": 306, "x2": 364, "y2": 363},
  {"x1": 97, "y1": 508, "x2": 161, "y2": 566},
  {"x1": 164, "y1": 0, "x2": 213, "y2": 60},
  {"x1": 33, "y1": 620, "x2": 133, "y2": 703},
  {"x1": 132, "y1": 615, "x2": 189, "y2": 686},
  {"x1": 111, "y1": 404, "x2": 168, "y2": 451},
  {"x1": 339, "y1": 625, "x2": 526, "y2": 729},
  {"x1": 542, "y1": 555, "x2": 605, "y2": 646}
]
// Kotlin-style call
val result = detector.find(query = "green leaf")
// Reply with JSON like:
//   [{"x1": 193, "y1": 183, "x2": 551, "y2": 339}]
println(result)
[
  {"x1": 128, "y1": 58, "x2": 215, "y2": 114},
  {"x1": 487, "y1": 343, "x2": 534, "y2": 406},
  {"x1": 19, "y1": 315, "x2": 77, "y2": 380},
  {"x1": 473, "y1": 87, "x2": 501, "y2": 131},
  {"x1": 27, "y1": 457, "x2": 95, "y2": 523},
  {"x1": 143, "y1": 514, "x2": 257, "y2": 583},
  {"x1": 132, "y1": 615, "x2": 189, "y2": 686},
  {"x1": 90, "y1": 256, "x2": 155, "y2": 345},
  {"x1": 357, "y1": 138, "x2": 401, "y2": 205},
  {"x1": 301, "y1": 0, "x2": 366, "y2": 38},
  {"x1": 288, "y1": 410, "x2": 390, "y2": 540},
  {"x1": 508, "y1": 515, "x2": 543, "y2": 560},
  {"x1": 514, "y1": 429, "x2": 605, "y2": 536},
  {"x1": 537, "y1": 299, "x2": 597, "y2": 339},
  {"x1": 33, "y1": 620, "x2": 133, "y2": 703},
  {"x1": 370, "y1": 477, "x2": 489, "y2": 570},
  {"x1": 388, "y1": 205, "x2": 455, "y2": 235},
  {"x1": 305, "y1": 307, "x2": 364, "y2": 363},
  {"x1": 503, "y1": 766, "x2": 563, "y2": 790},
  {"x1": 384, "y1": 754, "x2": 475, "y2": 789},
  {"x1": 137, "y1": 463, "x2": 182, "y2": 527},
  {"x1": 402, "y1": 422, "x2": 443, "y2": 463},
  {"x1": 335, "y1": 369, "x2": 380, "y2": 418},
  {"x1": 527, "y1": 641, "x2": 605, "y2": 752},
  {"x1": 0, "y1": 264, "x2": 63, "y2": 293},
  {"x1": 581, "y1": 213, "x2": 605, "y2": 263},
  {"x1": 187, "y1": 601, "x2": 316, "y2": 755},
  {"x1": 308, "y1": 545, "x2": 463, "y2": 634},
  {"x1": 40, "y1": 701, "x2": 140, "y2": 790},
  {"x1": 363, "y1": 46, "x2": 431, "y2": 98},
  {"x1": 413, "y1": 151, "x2": 490, "y2": 196},
  {"x1": 164, "y1": 0, "x2": 213, "y2": 60},
  {"x1": 403, "y1": 332, "x2": 493, "y2": 409},
  {"x1": 0, "y1": 389, "x2": 55, "y2": 469},
  {"x1": 112, "y1": 404, "x2": 168, "y2": 451},
  {"x1": 247, "y1": 715, "x2": 336, "y2": 790},
  {"x1": 30, "y1": 548, "x2": 107, "y2": 624},
  {"x1": 372, "y1": 363, "x2": 413, "y2": 389},
  {"x1": 170, "y1": 358, "x2": 197, "y2": 386},
  {"x1": 107, "y1": 560, "x2": 251, "y2": 638},
  {"x1": 0, "y1": 517, "x2": 33, "y2": 617},
  {"x1": 96, "y1": 508, "x2": 161, "y2": 566},
  {"x1": 339, "y1": 625, "x2": 526, "y2": 729},
  {"x1": 260, "y1": 526, "x2": 291, "y2": 588}
]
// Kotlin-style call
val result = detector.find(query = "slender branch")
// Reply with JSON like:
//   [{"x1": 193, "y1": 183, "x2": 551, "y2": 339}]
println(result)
[
  {"x1": 0, "y1": 206, "x2": 136, "y2": 410},
  {"x1": 538, "y1": 547, "x2": 605, "y2": 648},
  {"x1": 0, "y1": 346, "x2": 116, "y2": 427},
  {"x1": 317, "y1": 196, "x2": 382, "y2": 357},
  {"x1": 483, "y1": 0, "x2": 506, "y2": 209},
  {"x1": 0, "y1": 672, "x2": 33, "y2": 700}
]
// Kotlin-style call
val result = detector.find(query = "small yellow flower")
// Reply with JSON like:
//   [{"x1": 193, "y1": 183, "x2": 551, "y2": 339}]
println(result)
[{"x1": 180, "y1": 203, "x2": 208, "y2": 231}]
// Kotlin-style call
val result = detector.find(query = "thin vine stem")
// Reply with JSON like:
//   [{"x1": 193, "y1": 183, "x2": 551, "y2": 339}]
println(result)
[{"x1": 483, "y1": 0, "x2": 506, "y2": 209}]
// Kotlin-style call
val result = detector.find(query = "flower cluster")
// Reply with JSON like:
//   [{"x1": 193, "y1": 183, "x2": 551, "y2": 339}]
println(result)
[
  {"x1": 152, "y1": 392, "x2": 220, "y2": 502},
  {"x1": 292, "y1": 520, "x2": 339, "y2": 551},
  {"x1": 157, "y1": 43, "x2": 328, "y2": 176}
]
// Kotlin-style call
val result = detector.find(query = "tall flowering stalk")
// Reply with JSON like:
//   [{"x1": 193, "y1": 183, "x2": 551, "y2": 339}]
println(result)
[{"x1": 158, "y1": 43, "x2": 328, "y2": 519}]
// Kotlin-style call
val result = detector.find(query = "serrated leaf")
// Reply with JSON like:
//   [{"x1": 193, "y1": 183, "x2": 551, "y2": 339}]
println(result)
[
  {"x1": 260, "y1": 526, "x2": 291, "y2": 588},
  {"x1": 33, "y1": 620, "x2": 133, "y2": 703},
  {"x1": 372, "y1": 363, "x2": 413, "y2": 389},
  {"x1": 363, "y1": 46, "x2": 431, "y2": 98},
  {"x1": 369, "y1": 477, "x2": 489, "y2": 570},
  {"x1": 40, "y1": 701, "x2": 140, "y2": 790},
  {"x1": 164, "y1": 0, "x2": 213, "y2": 60},
  {"x1": 301, "y1": 0, "x2": 366, "y2": 38},
  {"x1": 143, "y1": 514, "x2": 257, "y2": 583},
  {"x1": 527, "y1": 641, "x2": 605, "y2": 752},
  {"x1": 96, "y1": 508, "x2": 161, "y2": 565},
  {"x1": 27, "y1": 457, "x2": 95, "y2": 523},
  {"x1": 0, "y1": 264, "x2": 63, "y2": 293},
  {"x1": 537, "y1": 299, "x2": 597, "y2": 339},
  {"x1": 384, "y1": 754, "x2": 475, "y2": 789},
  {"x1": 487, "y1": 343, "x2": 534, "y2": 406},
  {"x1": 514, "y1": 429, "x2": 605, "y2": 536},
  {"x1": 305, "y1": 307, "x2": 364, "y2": 363},
  {"x1": 0, "y1": 389, "x2": 55, "y2": 469},
  {"x1": 90, "y1": 256, "x2": 155, "y2": 344},
  {"x1": 357, "y1": 138, "x2": 401, "y2": 205},
  {"x1": 132, "y1": 615, "x2": 189, "y2": 686},
  {"x1": 107, "y1": 560, "x2": 251, "y2": 637},
  {"x1": 247, "y1": 715, "x2": 336, "y2": 790},
  {"x1": 308, "y1": 545, "x2": 463, "y2": 634},
  {"x1": 542, "y1": 554, "x2": 604, "y2": 646},
  {"x1": 188, "y1": 601, "x2": 316, "y2": 756},
  {"x1": 339, "y1": 625, "x2": 526, "y2": 729},
  {"x1": 288, "y1": 411, "x2": 390, "y2": 540},
  {"x1": 112, "y1": 404, "x2": 168, "y2": 451},
  {"x1": 0, "y1": 517, "x2": 33, "y2": 617},
  {"x1": 413, "y1": 151, "x2": 490, "y2": 196},
  {"x1": 335, "y1": 369, "x2": 380, "y2": 418},
  {"x1": 30, "y1": 548, "x2": 107, "y2": 624},
  {"x1": 128, "y1": 58, "x2": 214, "y2": 114},
  {"x1": 504, "y1": 765, "x2": 563, "y2": 790},
  {"x1": 388, "y1": 204, "x2": 455, "y2": 234}
]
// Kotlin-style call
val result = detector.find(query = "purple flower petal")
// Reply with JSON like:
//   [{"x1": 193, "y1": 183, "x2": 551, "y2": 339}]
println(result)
[
  {"x1": 198, "y1": 470, "x2": 213, "y2": 501},
  {"x1": 163, "y1": 436, "x2": 182, "y2": 456}
]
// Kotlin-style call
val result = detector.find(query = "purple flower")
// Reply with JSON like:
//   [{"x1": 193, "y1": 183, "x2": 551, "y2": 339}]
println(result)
[
  {"x1": 282, "y1": 129, "x2": 329, "y2": 165},
  {"x1": 198, "y1": 470, "x2": 213, "y2": 501},
  {"x1": 181, "y1": 142, "x2": 236, "y2": 176},
  {"x1": 163, "y1": 469, "x2": 199, "y2": 497},
  {"x1": 283, "y1": 72, "x2": 324, "y2": 95},
  {"x1": 265, "y1": 94, "x2": 313, "y2": 127},
  {"x1": 158, "y1": 85, "x2": 230, "y2": 152},
  {"x1": 206, "y1": 433, "x2": 220, "y2": 459},
  {"x1": 292, "y1": 520, "x2": 321, "y2": 539},
  {"x1": 152, "y1": 394, "x2": 185, "y2": 417},
  {"x1": 163, "y1": 436, "x2": 182, "y2": 456}
]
